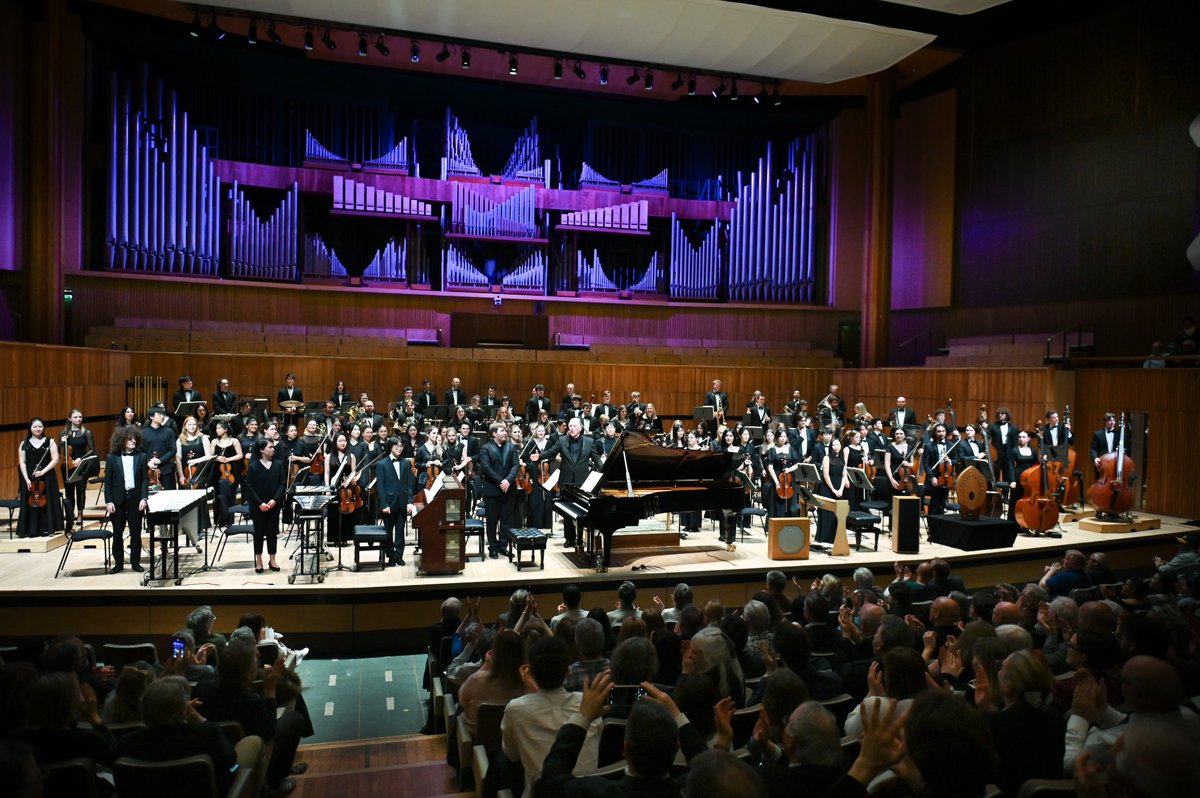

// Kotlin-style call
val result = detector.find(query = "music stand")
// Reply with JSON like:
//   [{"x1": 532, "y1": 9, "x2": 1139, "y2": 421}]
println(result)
[
  {"x1": 847, "y1": 466, "x2": 873, "y2": 496},
  {"x1": 182, "y1": 458, "x2": 221, "y2": 578},
  {"x1": 771, "y1": 413, "x2": 791, "y2": 427},
  {"x1": 902, "y1": 424, "x2": 923, "y2": 442},
  {"x1": 251, "y1": 397, "x2": 269, "y2": 422},
  {"x1": 66, "y1": 454, "x2": 97, "y2": 485},
  {"x1": 972, "y1": 455, "x2": 997, "y2": 484},
  {"x1": 64, "y1": 454, "x2": 98, "y2": 535},
  {"x1": 692, "y1": 406, "x2": 715, "y2": 422},
  {"x1": 797, "y1": 463, "x2": 821, "y2": 484},
  {"x1": 303, "y1": 400, "x2": 324, "y2": 416},
  {"x1": 745, "y1": 426, "x2": 764, "y2": 442},
  {"x1": 175, "y1": 400, "x2": 205, "y2": 420},
  {"x1": 422, "y1": 404, "x2": 450, "y2": 423}
]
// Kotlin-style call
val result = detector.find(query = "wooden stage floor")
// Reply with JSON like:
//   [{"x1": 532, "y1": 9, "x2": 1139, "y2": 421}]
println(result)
[{"x1": 0, "y1": 510, "x2": 1191, "y2": 655}]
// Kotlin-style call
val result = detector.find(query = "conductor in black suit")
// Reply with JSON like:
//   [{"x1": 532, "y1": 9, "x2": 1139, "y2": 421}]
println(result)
[
  {"x1": 243, "y1": 438, "x2": 287, "y2": 573},
  {"x1": 479, "y1": 422, "x2": 519, "y2": 558},
  {"x1": 535, "y1": 417, "x2": 601, "y2": 548},
  {"x1": 276, "y1": 373, "x2": 303, "y2": 409},
  {"x1": 104, "y1": 426, "x2": 149, "y2": 573},
  {"x1": 377, "y1": 437, "x2": 417, "y2": 567}
]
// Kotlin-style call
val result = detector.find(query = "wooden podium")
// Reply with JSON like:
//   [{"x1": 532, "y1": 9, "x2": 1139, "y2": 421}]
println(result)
[{"x1": 413, "y1": 476, "x2": 468, "y2": 575}]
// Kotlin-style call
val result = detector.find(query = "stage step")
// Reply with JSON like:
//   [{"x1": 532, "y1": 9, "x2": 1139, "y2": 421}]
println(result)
[{"x1": 292, "y1": 733, "x2": 460, "y2": 798}]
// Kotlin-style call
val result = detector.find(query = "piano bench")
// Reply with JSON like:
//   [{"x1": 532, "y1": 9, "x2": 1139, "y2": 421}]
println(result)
[
  {"x1": 505, "y1": 528, "x2": 547, "y2": 570},
  {"x1": 464, "y1": 519, "x2": 486, "y2": 561},
  {"x1": 353, "y1": 525, "x2": 389, "y2": 571},
  {"x1": 847, "y1": 511, "x2": 882, "y2": 551}
]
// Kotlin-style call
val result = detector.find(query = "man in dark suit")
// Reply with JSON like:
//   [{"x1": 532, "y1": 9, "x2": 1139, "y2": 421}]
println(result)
[
  {"x1": 212, "y1": 378, "x2": 238, "y2": 415},
  {"x1": 140, "y1": 405, "x2": 177, "y2": 489},
  {"x1": 748, "y1": 394, "x2": 772, "y2": 427},
  {"x1": 377, "y1": 437, "x2": 417, "y2": 567},
  {"x1": 755, "y1": 701, "x2": 845, "y2": 798},
  {"x1": 988, "y1": 406, "x2": 1017, "y2": 483},
  {"x1": 170, "y1": 375, "x2": 203, "y2": 413},
  {"x1": 704, "y1": 379, "x2": 729, "y2": 415},
  {"x1": 104, "y1": 426, "x2": 149, "y2": 573},
  {"x1": 444, "y1": 377, "x2": 467, "y2": 408},
  {"x1": 479, "y1": 422, "x2": 519, "y2": 558},
  {"x1": 535, "y1": 417, "x2": 600, "y2": 547},
  {"x1": 789, "y1": 421, "x2": 817, "y2": 464},
  {"x1": 415, "y1": 380, "x2": 436, "y2": 415},
  {"x1": 591, "y1": 389, "x2": 618, "y2": 423},
  {"x1": 1041, "y1": 409, "x2": 1073, "y2": 450},
  {"x1": 1089, "y1": 412, "x2": 1126, "y2": 471},
  {"x1": 526, "y1": 383, "x2": 553, "y2": 422},
  {"x1": 276, "y1": 372, "x2": 303, "y2": 410},
  {"x1": 888, "y1": 395, "x2": 918, "y2": 432},
  {"x1": 921, "y1": 424, "x2": 951, "y2": 516},
  {"x1": 117, "y1": 675, "x2": 251, "y2": 797}
]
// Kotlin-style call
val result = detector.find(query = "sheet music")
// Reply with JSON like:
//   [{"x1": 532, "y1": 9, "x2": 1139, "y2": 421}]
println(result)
[
  {"x1": 539, "y1": 470, "x2": 560, "y2": 492},
  {"x1": 581, "y1": 470, "x2": 604, "y2": 493},
  {"x1": 425, "y1": 476, "x2": 443, "y2": 502}
]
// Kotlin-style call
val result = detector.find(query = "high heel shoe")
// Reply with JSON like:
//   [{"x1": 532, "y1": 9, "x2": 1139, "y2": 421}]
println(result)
[
  {"x1": 255, "y1": 561, "x2": 264, "y2": 574},
  {"x1": 269, "y1": 563, "x2": 281, "y2": 572}
]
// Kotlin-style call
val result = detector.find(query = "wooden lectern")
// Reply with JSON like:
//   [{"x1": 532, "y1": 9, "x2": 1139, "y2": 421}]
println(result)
[{"x1": 413, "y1": 476, "x2": 467, "y2": 575}]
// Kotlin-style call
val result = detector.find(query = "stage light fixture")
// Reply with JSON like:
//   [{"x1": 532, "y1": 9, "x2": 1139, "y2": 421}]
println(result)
[
  {"x1": 730, "y1": 80, "x2": 739, "y2": 101},
  {"x1": 247, "y1": 20, "x2": 257, "y2": 45},
  {"x1": 358, "y1": 34, "x2": 368, "y2": 56},
  {"x1": 754, "y1": 84, "x2": 766, "y2": 104},
  {"x1": 321, "y1": 28, "x2": 336, "y2": 50},
  {"x1": 374, "y1": 35, "x2": 390, "y2": 57},
  {"x1": 687, "y1": 75, "x2": 696, "y2": 95},
  {"x1": 508, "y1": 53, "x2": 519, "y2": 75},
  {"x1": 208, "y1": 14, "x2": 225, "y2": 40},
  {"x1": 670, "y1": 73, "x2": 684, "y2": 91},
  {"x1": 772, "y1": 83, "x2": 782, "y2": 106},
  {"x1": 599, "y1": 64, "x2": 609, "y2": 85},
  {"x1": 553, "y1": 58, "x2": 563, "y2": 80},
  {"x1": 626, "y1": 67, "x2": 641, "y2": 86},
  {"x1": 644, "y1": 69, "x2": 654, "y2": 91},
  {"x1": 266, "y1": 21, "x2": 281, "y2": 45},
  {"x1": 462, "y1": 47, "x2": 471, "y2": 68},
  {"x1": 436, "y1": 43, "x2": 451, "y2": 63},
  {"x1": 410, "y1": 41, "x2": 421, "y2": 62},
  {"x1": 572, "y1": 60, "x2": 586, "y2": 80},
  {"x1": 190, "y1": 13, "x2": 202, "y2": 38},
  {"x1": 303, "y1": 27, "x2": 314, "y2": 50},
  {"x1": 712, "y1": 79, "x2": 727, "y2": 97}
]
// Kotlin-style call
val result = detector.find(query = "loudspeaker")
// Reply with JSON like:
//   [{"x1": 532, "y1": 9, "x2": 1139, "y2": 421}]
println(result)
[
  {"x1": 768, "y1": 517, "x2": 810, "y2": 560},
  {"x1": 892, "y1": 495, "x2": 920, "y2": 554}
]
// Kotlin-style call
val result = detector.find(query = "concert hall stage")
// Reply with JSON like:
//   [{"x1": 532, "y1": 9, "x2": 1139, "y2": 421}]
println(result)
[{"x1": 0, "y1": 512, "x2": 1190, "y2": 656}]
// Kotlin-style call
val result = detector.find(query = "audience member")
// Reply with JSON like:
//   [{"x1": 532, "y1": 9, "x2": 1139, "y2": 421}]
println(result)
[
  {"x1": 985, "y1": 650, "x2": 1065, "y2": 796},
  {"x1": 659, "y1": 583, "x2": 693, "y2": 625},
  {"x1": 684, "y1": 627, "x2": 744, "y2": 707},
  {"x1": 685, "y1": 748, "x2": 768, "y2": 798},
  {"x1": 755, "y1": 700, "x2": 843, "y2": 798},
  {"x1": 458, "y1": 629, "x2": 528, "y2": 735},
  {"x1": 551, "y1": 584, "x2": 588, "y2": 630},
  {"x1": 21, "y1": 671, "x2": 117, "y2": 767},
  {"x1": 764, "y1": 571, "x2": 792, "y2": 614},
  {"x1": 564, "y1": 618, "x2": 610, "y2": 693},
  {"x1": 608, "y1": 581, "x2": 641, "y2": 626}
]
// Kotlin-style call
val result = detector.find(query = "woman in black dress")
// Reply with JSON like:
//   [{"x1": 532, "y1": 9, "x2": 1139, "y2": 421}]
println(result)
[
  {"x1": 817, "y1": 437, "x2": 849, "y2": 545},
  {"x1": 244, "y1": 438, "x2": 286, "y2": 573},
  {"x1": 884, "y1": 427, "x2": 917, "y2": 496},
  {"x1": 764, "y1": 429, "x2": 799, "y2": 518},
  {"x1": 210, "y1": 421, "x2": 243, "y2": 526},
  {"x1": 401, "y1": 423, "x2": 422, "y2": 460},
  {"x1": 60, "y1": 409, "x2": 98, "y2": 531},
  {"x1": 1006, "y1": 429, "x2": 1040, "y2": 523},
  {"x1": 325, "y1": 432, "x2": 358, "y2": 546},
  {"x1": 18, "y1": 417, "x2": 64, "y2": 538},
  {"x1": 115, "y1": 405, "x2": 139, "y2": 431}
]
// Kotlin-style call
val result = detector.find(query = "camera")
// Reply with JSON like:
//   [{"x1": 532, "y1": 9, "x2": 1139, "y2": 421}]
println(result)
[{"x1": 172, "y1": 638, "x2": 185, "y2": 659}]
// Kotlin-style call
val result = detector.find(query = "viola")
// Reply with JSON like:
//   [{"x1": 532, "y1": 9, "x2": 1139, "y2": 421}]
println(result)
[
  {"x1": 309, "y1": 448, "x2": 325, "y2": 476},
  {"x1": 339, "y1": 482, "x2": 362, "y2": 514},
  {"x1": 776, "y1": 464, "x2": 795, "y2": 501},
  {"x1": 1087, "y1": 411, "x2": 1136, "y2": 517},
  {"x1": 516, "y1": 463, "x2": 534, "y2": 494},
  {"x1": 218, "y1": 448, "x2": 237, "y2": 485}
]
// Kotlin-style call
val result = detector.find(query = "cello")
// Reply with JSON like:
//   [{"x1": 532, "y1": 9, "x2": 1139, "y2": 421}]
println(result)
[
  {"x1": 896, "y1": 441, "x2": 923, "y2": 494},
  {"x1": 1087, "y1": 411, "x2": 1136, "y2": 517}
]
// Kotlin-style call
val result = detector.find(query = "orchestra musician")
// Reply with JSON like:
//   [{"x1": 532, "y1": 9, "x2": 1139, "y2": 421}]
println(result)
[
  {"x1": 987, "y1": 406, "x2": 1017, "y2": 483},
  {"x1": 887, "y1": 396, "x2": 918, "y2": 432},
  {"x1": 812, "y1": 427, "x2": 834, "y2": 465},
  {"x1": 533, "y1": 417, "x2": 599, "y2": 548},
  {"x1": 626, "y1": 391, "x2": 645, "y2": 420},
  {"x1": 922, "y1": 424, "x2": 952, "y2": 516},
  {"x1": 234, "y1": 399, "x2": 256, "y2": 436},
  {"x1": 400, "y1": 422, "x2": 422, "y2": 460},
  {"x1": 1041, "y1": 409, "x2": 1073, "y2": 449},
  {"x1": 957, "y1": 423, "x2": 990, "y2": 469},
  {"x1": 141, "y1": 406, "x2": 178, "y2": 491},
  {"x1": 238, "y1": 418, "x2": 260, "y2": 473},
  {"x1": 115, "y1": 405, "x2": 140, "y2": 431},
  {"x1": 592, "y1": 390, "x2": 617, "y2": 423},
  {"x1": 170, "y1": 375, "x2": 203, "y2": 414},
  {"x1": 17, "y1": 417, "x2": 64, "y2": 539},
  {"x1": 1006, "y1": 430, "x2": 1052, "y2": 534},
  {"x1": 638, "y1": 403, "x2": 663, "y2": 435},
  {"x1": 357, "y1": 424, "x2": 382, "y2": 523},
  {"x1": 414, "y1": 380, "x2": 436, "y2": 415},
  {"x1": 479, "y1": 422, "x2": 519, "y2": 558},
  {"x1": 525, "y1": 384, "x2": 553, "y2": 422},
  {"x1": 865, "y1": 418, "x2": 889, "y2": 464},
  {"x1": 816, "y1": 436, "x2": 848, "y2": 545},
  {"x1": 923, "y1": 408, "x2": 959, "y2": 446},
  {"x1": 325, "y1": 432, "x2": 358, "y2": 547},
  {"x1": 465, "y1": 395, "x2": 486, "y2": 429},
  {"x1": 884, "y1": 428, "x2": 916, "y2": 495},
  {"x1": 174, "y1": 415, "x2": 212, "y2": 543},
  {"x1": 444, "y1": 377, "x2": 468, "y2": 408},
  {"x1": 747, "y1": 394, "x2": 772, "y2": 427},
  {"x1": 704, "y1": 379, "x2": 729, "y2": 416},
  {"x1": 785, "y1": 390, "x2": 805, "y2": 417},
  {"x1": 788, "y1": 417, "x2": 817, "y2": 465},
  {"x1": 559, "y1": 382, "x2": 577, "y2": 415},
  {"x1": 483, "y1": 385, "x2": 501, "y2": 413},
  {"x1": 457, "y1": 420, "x2": 481, "y2": 512},
  {"x1": 765, "y1": 429, "x2": 799, "y2": 518},
  {"x1": 61, "y1": 409, "x2": 98, "y2": 530},
  {"x1": 680, "y1": 431, "x2": 704, "y2": 535},
  {"x1": 243, "y1": 438, "x2": 286, "y2": 573},
  {"x1": 277, "y1": 373, "x2": 304, "y2": 410},
  {"x1": 211, "y1": 420, "x2": 242, "y2": 526},
  {"x1": 1089, "y1": 413, "x2": 1126, "y2": 472},
  {"x1": 843, "y1": 428, "x2": 871, "y2": 512},
  {"x1": 414, "y1": 428, "x2": 444, "y2": 491},
  {"x1": 357, "y1": 399, "x2": 382, "y2": 432},
  {"x1": 330, "y1": 380, "x2": 351, "y2": 409},
  {"x1": 212, "y1": 379, "x2": 237, "y2": 415},
  {"x1": 103, "y1": 426, "x2": 147, "y2": 572},
  {"x1": 376, "y1": 436, "x2": 417, "y2": 567},
  {"x1": 560, "y1": 394, "x2": 586, "y2": 422},
  {"x1": 821, "y1": 384, "x2": 847, "y2": 429},
  {"x1": 852, "y1": 402, "x2": 874, "y2": 426}
]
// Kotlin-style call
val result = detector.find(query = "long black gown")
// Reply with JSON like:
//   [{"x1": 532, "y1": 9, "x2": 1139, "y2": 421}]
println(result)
[{"x1": 17, "y1": 438, "x2": 65, "y2": 537}]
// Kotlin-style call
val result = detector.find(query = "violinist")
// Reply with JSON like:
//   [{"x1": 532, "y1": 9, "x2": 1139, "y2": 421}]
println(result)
[
  {"x1": 175, "y1": 414, "x2": 212, "y2": 494},
  {"x1": 843, "y1": 429, "x2": 871, "y2": 512},
  {"x1": 376, "y1": 437, "x2": 417, "y2": 567},
  {"x1": 238, "y1": 417, "x2": 261, "y2": 473},
  {"x1": 295, "y1": 418, "x2": 324, "y2": 484},
  {"x1": 61, "y1": 409, "x2": 98, "y2": 530},
  {"x1": 816, "y1": 436, "x2": 849, "y2": 545},
  {"x1": 442, "y1": 426, "x2": 466, "y2": 482},
  {"x1": 211, "y1": 421, "x2": 243, "y2": 526},
  {"x1": 17, "y1": 417, "x2": 63, "y2": 538},
  {"x1": 457, "y1": 420, "x2": 481, "y2": 512},
  {"x1": 243, "y1": 439, "x2": 286, "y2": 574},
  {"x1": 415, "y1": 428, "x2": 444, "y2": 491},
  {"x1": 346, "y1": 422, "x2": 366, "y2": 466},
  {"x1": 884, "y1": 428, "x2": 916, "y2": 495},
  {"x1": 141, "y1": 406, "x2": 178, "y2": 491},
  {"x1": 987, "y1": 406, "x2": 1017, "y2": 483},
  {"x1": 358, "y1": 424, "x2": 382, "y2": 522},
  {"x1": 921, "y1": 424, "x2": 952, "y2": 515},
  {"x1": 212, "y1": 378, "x2": 238, "y2": 416},
  {"x1": 1088, "y1": 412, "x2": 1126, "y2": 469},
  {"x1": 103, "y1": 426, "x2": 147, "y2": 572},
  {"x1": 399, "y1": 422, "x2": 422, "y2": 460},
  {"x1": 765, "y1": 429, "x2": 799, "y2": 518},
  {"x1": 325, "y1": 432, "x2": 358, "y2": 546},
  {"x1": 520, "y1": 424, "x2": 553, "y2": 531}
]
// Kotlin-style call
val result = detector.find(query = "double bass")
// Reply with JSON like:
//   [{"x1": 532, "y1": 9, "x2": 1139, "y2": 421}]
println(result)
[
  {"x1": 1016, "y1": 428, "x2": 1059, "y2": 533},
  {"x1": 1046, "y1": 405, "x2": 1080, "y2": 508},
  {"x1": 1087, "y1": 411, "x2": 1136, "y2": 517}
]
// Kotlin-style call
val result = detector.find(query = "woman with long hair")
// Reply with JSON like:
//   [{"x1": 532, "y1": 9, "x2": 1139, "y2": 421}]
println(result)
[
  {"x1": 457, "y1": 629, "x2": 527, "y2": 734},
  {"x1": 17, "y1": 417, "x2": 64, "y2": 538},
  {"x1": 60, "y1": 408, "x2": 98, "y2": 530}
]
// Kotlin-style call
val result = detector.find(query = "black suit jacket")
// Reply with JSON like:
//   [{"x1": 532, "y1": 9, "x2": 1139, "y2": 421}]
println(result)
[
  {"x1": 104, "y1": 451, "x2": 150, "y2": 503},
  {"x1": 788, "y1": 428, "x2": 817, "y2": 463},
  {"x1": 212, "y1": 390, "x2": 238, "y2": 415},
  {"x1": 526, "y1": 395, "x2": 553, "y2": 421},
  {"x1": 415, "y1": 391, "x2": 436, "y2": 412},
  {"x1": 276, "y1": 386, "x2": 304, "y2": 407},
  {"x1": 118, "y1": 723, "x2": 238, "y2": 796},
  {"x1": 542, "y1": 434, "x2": 600, "y2": 486},
  {"x1": 889, "y1": 407, "x2": 918, "y2": 429},
  {"x1": 988, "y1": 421, "x2": 1016, "y2": 458},
  {"x1": 1089, "y1": 427, "x2": 1128, "y2": 461},
  {"x1": 704, "y1": 390, "x2": 729, "y2": 412},
  {"x1": 1040, "y1": 425, "x2": 1073, "y2": 449},
  {"x1": 444, "y1": 388, "x2": 468, "y2": 407},
  {"x1": 478, "y1": 440, "x2": 519, "y2": 497},
  {"x1": 377, "y1": 456, "x2": 416, "y2": 513},
  {"x1": 171, "y1": 389, "x2": 203, "y2": 411}
]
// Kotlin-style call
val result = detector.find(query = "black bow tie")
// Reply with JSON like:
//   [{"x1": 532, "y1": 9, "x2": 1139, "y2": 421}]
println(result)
[{"x1": 122, "y1": 451, "x2": 136, "y2": 456}]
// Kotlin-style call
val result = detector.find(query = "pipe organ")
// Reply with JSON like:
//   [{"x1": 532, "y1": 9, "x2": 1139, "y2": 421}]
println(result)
[
  {"x1": 577, "y1": 250, "x2": 660, "y2": 295},
  {"x1": 727, "y1": 138, "x2": 816, "y2": 303},
  {"x1": 363, "y1": 138, "x2": 410, "y2": 174},
  {"x1": 228, "y1": 181, "x2": 299, "y2": 281},
  {"x1": 304, "y1": 131, "x2": 350, "y2": 168},
  {"x1": 442, "y1": 108, "x2": 482, "y2": 180},
  {"x1": 500, "y1": 119, "x2": 549, "y2": 186},
  {"x1": 442, "y1": 244, "x2": 491, "y2": 290},
  {"x1": 332, "y1": 176, "x2": 434, "y2": 217},
  {"x1": 450, "y1": 183, "x2": 539, "y2": 239},
  {"x1": 500, "y1": 250, "x2": 549, "y2": 294},
  {"x1": 560, "y1": 200, "x2": 649, "y2": 233},
  {"x1": 579, "y1": 162, "x2": 620, "y2": 191},
  {"x1": 669, "y1": 215, "x2": 722, "y2": 299},
  {"x1": 631, "y1": 169, "x2": 669, "y2": 196},
  {"x1": 107, "y1": 68, "x2": 221, "y2": 275},
  {"x1": 302, "y1": 234, "x2": 407, "y2": 282}
]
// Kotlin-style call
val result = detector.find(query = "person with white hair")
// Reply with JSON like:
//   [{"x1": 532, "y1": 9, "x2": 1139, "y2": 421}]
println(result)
[{"x1": 685, "y1": 626, "x2": 744, "y2": 706}]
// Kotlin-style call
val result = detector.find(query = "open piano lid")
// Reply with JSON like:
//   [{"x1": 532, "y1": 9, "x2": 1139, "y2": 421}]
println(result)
[{"x1": 600, "y1": 430, "x2": 735, "y2": 485}]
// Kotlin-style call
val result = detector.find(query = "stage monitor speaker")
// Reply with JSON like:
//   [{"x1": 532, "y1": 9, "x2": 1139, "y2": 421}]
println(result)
[
  {"x1": 892, "y1": 495, "x2": 920, "y2": 554},
  {"x1": 768, "y1": 517, "x2": 810, "y2": 560}
]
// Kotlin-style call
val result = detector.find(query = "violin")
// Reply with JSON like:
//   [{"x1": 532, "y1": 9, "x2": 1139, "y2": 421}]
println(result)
[
  {"x1": 1087, "y1": 411, "x2": 1136, "y2": 517},
  {"x1": 218, "y1": 445, "x2": 237, "y2": 485},
  {"x1": 309, "y1": 448, "x2": 325, "y2": 476},
  {"x1": 538, "y1": 459, "x2": 556, "y2": 492},
  {"x1": 1016, "y1": 451, "x2": 1060, "y2": 533},
  {"x1": 339, "y1": 480, "x2": 362, "y2": 514},
  {"x1": 27, "y1": 445, "x2": 50, "y2": 508},
  {"x1": 897, "y1": 441, "x2": 923, "y2": 493},
  {"x1": 515, "y1": 463, "x2": 534, "y2": 494},
  {"x1": 934, "y1": 439, "x2": 960, "y2": 486},
  {"x1": 185, "y1": 451, "x2": 202, "y2": 486},
  {"x1": 148, "y1": 450, "x2": 162, "y2": 491}
]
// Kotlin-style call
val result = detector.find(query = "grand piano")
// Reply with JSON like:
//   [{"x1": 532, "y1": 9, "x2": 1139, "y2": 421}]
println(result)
[{"x1": 554, "y1": 430, "x2": 745, "y2": 570}]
